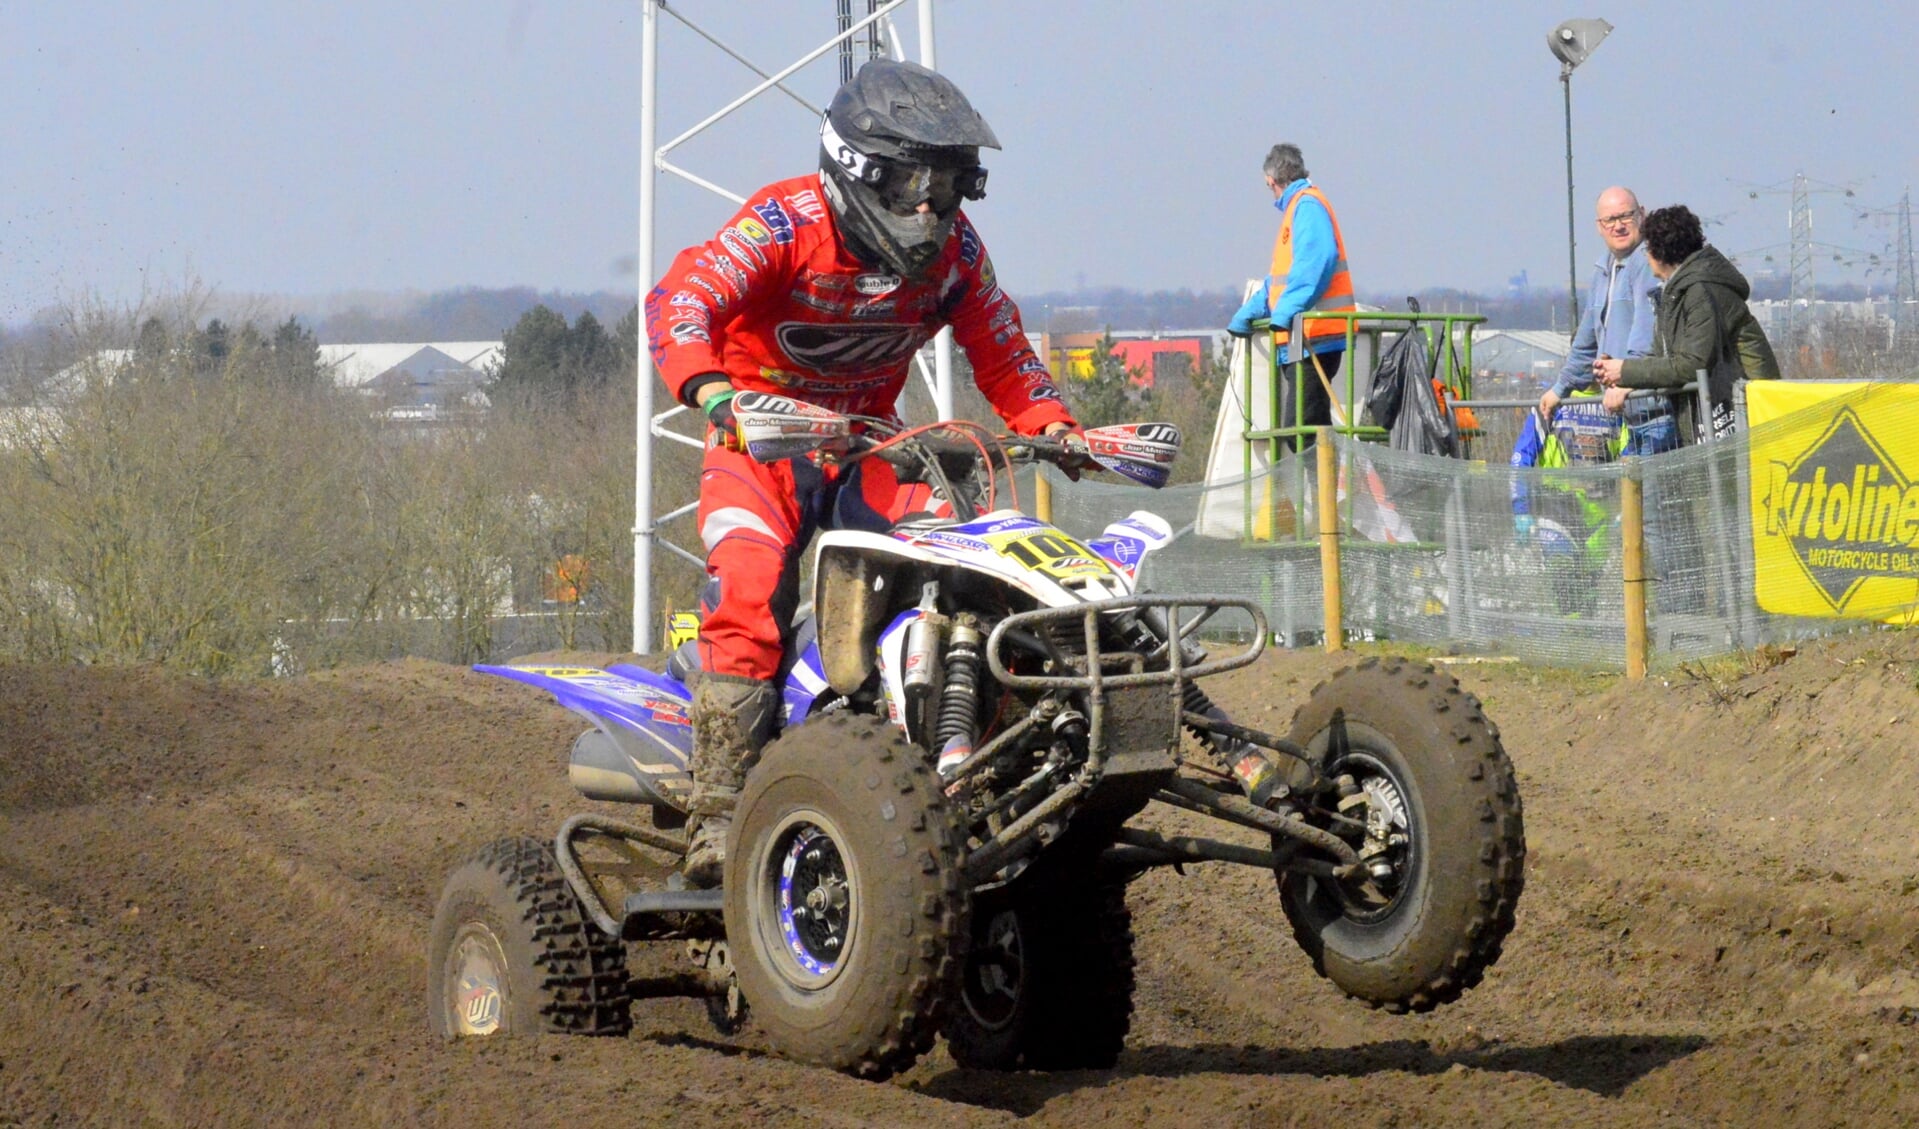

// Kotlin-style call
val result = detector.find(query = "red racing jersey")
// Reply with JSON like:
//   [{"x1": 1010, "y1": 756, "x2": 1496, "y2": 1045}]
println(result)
[{"x1": 645, "y1": 173, "x2": 1073, "y2": 436}]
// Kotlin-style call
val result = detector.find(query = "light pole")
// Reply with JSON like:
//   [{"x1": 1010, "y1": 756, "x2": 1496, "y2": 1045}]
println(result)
[{"x1": 1549, "y1": 18, "x2": 1612, "y2": 334}]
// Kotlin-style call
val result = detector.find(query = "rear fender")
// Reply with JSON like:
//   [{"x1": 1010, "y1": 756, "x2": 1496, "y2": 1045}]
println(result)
[{"x1": 474, "y1": 664, "x2": 692, "y2": 804}]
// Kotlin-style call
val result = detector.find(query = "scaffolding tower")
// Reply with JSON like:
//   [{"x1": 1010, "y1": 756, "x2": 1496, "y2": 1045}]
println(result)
[{"x1": 632, "y1": 1, "x2": 950, "y2": 653}]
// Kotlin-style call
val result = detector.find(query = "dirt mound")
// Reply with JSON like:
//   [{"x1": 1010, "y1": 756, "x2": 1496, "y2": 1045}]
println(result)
[{"x1": 5, "y1": 632, "x2": 1919, "y2": 1127}]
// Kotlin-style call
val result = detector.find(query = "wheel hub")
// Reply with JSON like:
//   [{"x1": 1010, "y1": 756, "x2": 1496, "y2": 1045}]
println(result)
[
  {"x1": 1331, "y1": 756, "x2": 1415, "y2": 914},
  {"x1": 961, "y1": 907, "x2": 1025, "y2": 1030},
  {"x1": 448, "y1": 926, "x2": 507, "y2": 1036},
  {"x1": 776, "y1": 824, "x2": 852, "y2": 978}
]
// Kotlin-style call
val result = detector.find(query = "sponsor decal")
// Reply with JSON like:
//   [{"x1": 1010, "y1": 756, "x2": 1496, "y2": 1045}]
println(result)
[
  {"x1": 685, "y1": 272, "x2": 730, "y2": 308},
  {"x1": 1758, "y1": 406, "x2": 1919, "y2": 611},
  {"x1": 669, "y1": 321, "x2": 710, "y2": 344},
  {"x1": 790, "y1": 289, "x2": 846, "y2": 314},
  {"x1": 719, "y1": 227, "x2": 767, "y2": 270},
  {"x1": 1098, "y1": 536, "x2": 1143, "y2": 565},
  {"x1": 786, "y1": 188, "x2": 825, "y2": 223},
  {"x1": 805, "y1": 372, "x2": 897, "y2": 393},
  {"x1": 1027, "y1": 382, "x2": 1062, "y2": 403},
  {"x1": 804, "y1": 271, "x2": 850, "y2": 291},
  {"x1": 851, "y1": 299, "x2": 899, "y2": 320},
  {"x1": 752, "y1": 197, "x2": 796, "y2": 243},
  {"x1": 967, "y1": 516, "x2": 1042, "y2": 536},
  {"x1": 669, "y1": 290, "x2": 705, "y2": 308},
  {"x1": 855, "y1": 273, "x2": 902, "y2": 296},
  {"x1": 758, "y1": 366, "x2": 805, "y2": 388},
  {"x1": 910, "y1": 529, "x2": 991, "y2": 554},
  {"x1": 734, "y1": 216, "x2": 775, "y2": 247},
  {"x1": 975, "y1": 254, "x2": 998, "y2": 298},
  {"x1": 1116, "y1": 516, "x2": 1171, "y2": 543},
  {"x1": 773, "y1": 321, "x2": 925, "y2": 376},
  {"x1": 957, "y1": 221, "x2": 981, "y2": 266},
  {"x1": 695, "y1": 254, "x2": 749, "y2": 300},
  {"x1": 1016, "y1": 356, "x2": 1051, "y2": 378},
  {"x1": 991, "y1": 529, "x2": 1113, "y2": 582}
]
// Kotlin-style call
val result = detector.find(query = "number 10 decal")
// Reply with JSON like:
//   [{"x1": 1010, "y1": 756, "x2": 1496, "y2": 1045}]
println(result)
[{"x1": 995, "y1": 531, "x2": 1109, "y2": 582}]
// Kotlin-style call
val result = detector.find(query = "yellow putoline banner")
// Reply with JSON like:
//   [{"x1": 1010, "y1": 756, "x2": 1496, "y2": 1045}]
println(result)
[{"x1": 1747, "y1": 381, "x2": 1919, "y2": 621}]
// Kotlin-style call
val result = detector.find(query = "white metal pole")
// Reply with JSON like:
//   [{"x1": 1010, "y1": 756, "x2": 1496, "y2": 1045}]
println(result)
[
  {"x1": 918, "y1": 0, "x2": 956, "y2": 421},
  {"x1": 633, "y1": 0, "x2": 660, "y2": 654}
]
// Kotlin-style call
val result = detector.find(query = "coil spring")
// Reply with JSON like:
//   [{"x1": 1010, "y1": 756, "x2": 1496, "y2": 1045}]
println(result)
[
  {"x1": 935, "y1": 638, "x2": 983, "y2": 749},
  {"x1": 1181, "y1": 682, "x2": 1244, "y2": 756}
]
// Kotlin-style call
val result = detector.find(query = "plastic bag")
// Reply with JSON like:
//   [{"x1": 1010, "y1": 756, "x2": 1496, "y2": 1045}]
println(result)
[
  {"x1": 1364, "y1": 317, "x2": 1425, "y2": 430},
  {"x1": 1390, "y1": 364, "x2": 1459, "y2": 457}
]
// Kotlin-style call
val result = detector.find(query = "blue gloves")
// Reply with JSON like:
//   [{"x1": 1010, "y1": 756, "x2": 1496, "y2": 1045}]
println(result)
[
  {"x1": 1513, "y1": 514, "x2": 1535, "y2": 539},
  {"x1": 1227, "y1": 285, "x2": 1270, "y2": 338}
]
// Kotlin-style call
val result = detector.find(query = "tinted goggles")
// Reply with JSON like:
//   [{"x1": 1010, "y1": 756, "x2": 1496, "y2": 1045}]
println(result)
[
  {"x1": 868, "y1": 160, "x2": 988, "y2": 214},
  {"x1": 822, "y1": 115, "x2": 987, "y2": 214}
]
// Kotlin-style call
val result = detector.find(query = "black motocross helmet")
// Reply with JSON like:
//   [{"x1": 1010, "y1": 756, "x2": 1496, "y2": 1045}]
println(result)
[{"x1": 818, "y1": 59, "x2": 999, "y2": 278}]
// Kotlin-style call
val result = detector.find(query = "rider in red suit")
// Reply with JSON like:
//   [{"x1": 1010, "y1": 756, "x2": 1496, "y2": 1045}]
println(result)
[{"x1": 644, "y1": 58, "x2": 1085, "y2": 884}]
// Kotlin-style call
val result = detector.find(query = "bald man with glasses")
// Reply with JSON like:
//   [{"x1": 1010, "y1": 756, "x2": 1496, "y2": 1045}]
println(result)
[{"x1": 1539, "y1": 187, "x2": 1677, "y2": 456}]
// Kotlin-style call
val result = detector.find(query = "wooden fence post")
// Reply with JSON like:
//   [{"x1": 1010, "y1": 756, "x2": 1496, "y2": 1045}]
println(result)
[
  {"x1": 1621, "y1": 462, "x2": 1649, "y2": 680},
  {"x1": 1317, "y1": 429, "x2": 1342, "y2": 652}
]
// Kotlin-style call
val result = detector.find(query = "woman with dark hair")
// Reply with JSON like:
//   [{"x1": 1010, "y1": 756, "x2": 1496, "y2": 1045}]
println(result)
[{"x1": 1594, "y1": 204, "x2": 1779, "y2": 439}]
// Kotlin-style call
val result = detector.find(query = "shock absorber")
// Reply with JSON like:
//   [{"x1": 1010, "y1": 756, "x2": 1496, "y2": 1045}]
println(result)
[
  {"x1": 1131, "y1": 604, "x2": 1287, "y2": 808},
  {"x1": 933, "y1": 617, "x2": 985, "y2": 778},
  {"x1": 1183, "y1": 677, "x2": 1286, "y2": 808}
]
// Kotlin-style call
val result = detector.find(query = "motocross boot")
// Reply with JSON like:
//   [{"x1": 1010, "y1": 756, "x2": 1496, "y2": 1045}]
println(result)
[{"x1": 682, "y1": 674, "x2": 779, "y2": 887}]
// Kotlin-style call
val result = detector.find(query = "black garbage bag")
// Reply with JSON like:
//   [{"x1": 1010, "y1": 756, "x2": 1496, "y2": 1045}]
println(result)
[
  {"x1": 1365, "y1": 298, "x2": 1459, "y2": 458},
  {"x1": 1390, "y1": 362, "x2": 1459, "y2": 458},
  {"x1": 1363, "y1": 298, "x2": 1424, "y2": 430}
]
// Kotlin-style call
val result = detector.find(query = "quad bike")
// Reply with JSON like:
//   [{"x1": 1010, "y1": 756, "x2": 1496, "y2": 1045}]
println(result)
[{"x1": 428, "y1": 393, "x2": 1526, "y2": 1079}]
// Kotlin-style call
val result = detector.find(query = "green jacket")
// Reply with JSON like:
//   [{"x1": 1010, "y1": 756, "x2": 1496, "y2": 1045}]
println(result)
[{"x1": 1618, "y1": 244, "x2": 1781, "y2": 395}]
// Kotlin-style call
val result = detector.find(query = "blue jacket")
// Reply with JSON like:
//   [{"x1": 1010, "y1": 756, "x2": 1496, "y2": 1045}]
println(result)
[
  {"x1": 1229, "y1": 179, "x2": 1346, "y2": 363},
  {"x1": 1550, "y1": 243, "x2": 1657, "y2": 415}
]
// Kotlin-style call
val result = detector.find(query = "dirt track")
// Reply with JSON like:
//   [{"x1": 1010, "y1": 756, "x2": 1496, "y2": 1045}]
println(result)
[{"x1": 5, "y1": 632, "x2": 1919, "y2": 1128}]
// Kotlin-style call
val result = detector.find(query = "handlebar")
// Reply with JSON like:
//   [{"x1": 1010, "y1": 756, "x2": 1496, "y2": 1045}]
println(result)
[{"x1": 727, "y1": 392, "x2": 1176, "y2": 491}]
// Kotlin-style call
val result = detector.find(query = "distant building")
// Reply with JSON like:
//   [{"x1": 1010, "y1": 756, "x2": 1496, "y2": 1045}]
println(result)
[
  {"x1": 319, "y1": 341, "x2": 500, "y2": 420},
  {"x1": 1026, "y1": 330, "x2": 1227, "y2": 391},
  {"x1": 31, "y1": 341, "x2": 502, "y2": 425},
  {"x1": 1468, "y1": 329, "x2": 1572, "y2": 396}
]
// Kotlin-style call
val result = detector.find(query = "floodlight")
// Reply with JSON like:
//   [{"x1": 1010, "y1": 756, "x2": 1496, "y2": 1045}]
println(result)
[
  {"x1": 1549, "y1": 17, "x2": 1614, "y2": 330},
  {"x1": 1548, "y1": 19, "x2": 1613, "y2": 73}
]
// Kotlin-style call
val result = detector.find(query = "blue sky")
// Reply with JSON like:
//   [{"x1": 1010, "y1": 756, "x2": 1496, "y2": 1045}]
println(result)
[{"x1": 4, "y1": 1, "x2": 1915, "y2": 325}]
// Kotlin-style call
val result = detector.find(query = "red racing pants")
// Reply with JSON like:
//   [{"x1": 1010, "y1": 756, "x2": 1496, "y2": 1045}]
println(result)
[{"x1": 695, "y1": 440, "x2": 943, "y2": 681}]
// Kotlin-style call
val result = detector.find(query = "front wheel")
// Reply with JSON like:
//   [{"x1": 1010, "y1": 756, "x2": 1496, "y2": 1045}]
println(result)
[
  {"x1": 1279, "y1": 658, "x2": 1525, "y2": 1012},
  {"x1": 427, "y1": 837, "x2": 631, "y2": 1037},
  {"x1": 723, "y1": 713, "x2": 967, "y2": 1080}
]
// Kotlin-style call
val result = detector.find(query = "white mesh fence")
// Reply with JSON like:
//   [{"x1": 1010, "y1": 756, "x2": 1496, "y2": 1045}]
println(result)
[{"x1": 1037, "y1": 380, "x2": 1919, "y2": 669}]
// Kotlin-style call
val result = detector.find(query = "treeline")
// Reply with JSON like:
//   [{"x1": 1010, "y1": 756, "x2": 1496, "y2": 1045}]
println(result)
[
  {"x1": 488, "y1": 304, "x2": 641, "y2": 405},
  {"x1": 312, "y1": 286, "x2": 638, "y2": 345},
  {"x1": 0, "y1": 300, "x2": 700, "y2": 675}
]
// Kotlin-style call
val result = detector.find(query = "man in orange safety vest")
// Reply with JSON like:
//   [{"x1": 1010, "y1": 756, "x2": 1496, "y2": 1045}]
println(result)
[{"x1": 1228, "y1": 143, "x2": 1356, "y2": 450}]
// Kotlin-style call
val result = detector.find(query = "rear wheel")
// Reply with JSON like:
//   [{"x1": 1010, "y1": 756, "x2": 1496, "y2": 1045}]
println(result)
[
  {"x1": 427, "y1": 837, "x2": 631, "y2": 1037},
  {"x1": 724, "y1": 713, "x2": 967, "y2": 1080},
  {"x1": 945, "y1": 876, "x2": 1135, "y2": 1070},
  {"x1": 1279, "y1": 658, "x2": 1525, "y2": 1012}
]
